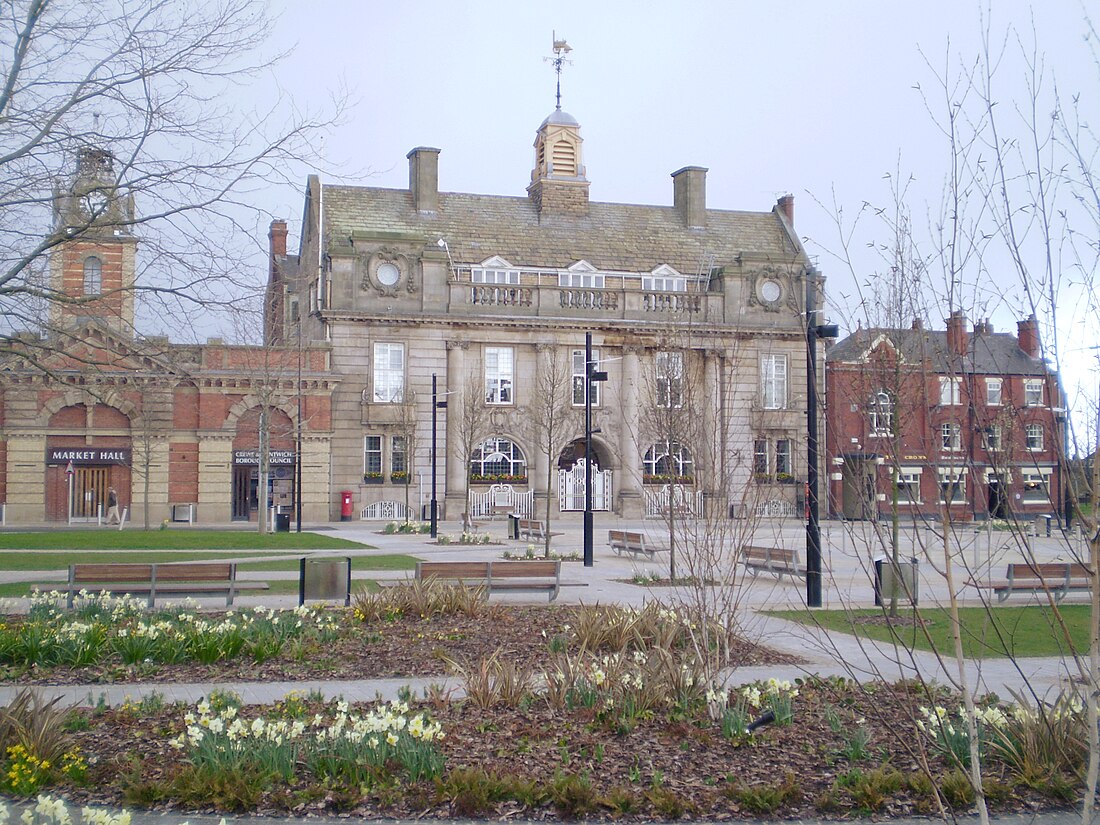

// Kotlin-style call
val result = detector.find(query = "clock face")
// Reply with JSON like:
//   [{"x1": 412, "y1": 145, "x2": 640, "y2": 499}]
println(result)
[
  {"x1": 759, "y1": 279, "x2": 782, "y2": 303},
  {"x1": 81, "y1": 191, "x2": 108, "y2": 216},
  {"x1": 376, "y1": 262, "x2": 400, "y2": 286}
]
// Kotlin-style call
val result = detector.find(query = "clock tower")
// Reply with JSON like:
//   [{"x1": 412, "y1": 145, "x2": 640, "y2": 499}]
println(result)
[{"x1": 49, "y1": 148, "x2": 137, "y2": 336}]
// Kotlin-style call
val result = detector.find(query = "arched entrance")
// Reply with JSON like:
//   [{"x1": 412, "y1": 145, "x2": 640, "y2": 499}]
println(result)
[
  {"x1": 231, "y1": 406, "x2": 296, "y2": 521},
  {"x1": 557, "y1": 439, "x2": 613, "y2": 511},
  {"x1": 44, "y1": 404, "x2": 132, "y2": 522}
]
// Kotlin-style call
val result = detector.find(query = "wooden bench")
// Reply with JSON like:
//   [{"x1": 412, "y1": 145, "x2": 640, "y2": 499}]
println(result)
[
  {"x1": 976, "y1": 562, "x2": 1093, "y2": 603},
  {"x1": 415, "y1": 559, "x2": 561, "y2": 602},
  {"x1": 516, "y1": 518, "x2": 561, "y2": 543},
  {"x1": 53, "y1": 562, "x2": 268, "y2": 608},
  {"x1": 741, "y1": 546, "x2": 808, "y2": 580},
  {"x1": 607, "y1": 530, "x2": 669, "y2": 560}
]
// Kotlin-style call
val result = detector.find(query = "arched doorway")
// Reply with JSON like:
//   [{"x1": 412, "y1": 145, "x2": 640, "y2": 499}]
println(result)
[
  {"x1": 231, "y1": 406, "x2": 296, "y2": 521},
  {"x1": 44, "y1": 404, "x2": 132, "y2": 522},
  {"x1": 557, "y1": 438, "x2": 613, "y2": 511}
]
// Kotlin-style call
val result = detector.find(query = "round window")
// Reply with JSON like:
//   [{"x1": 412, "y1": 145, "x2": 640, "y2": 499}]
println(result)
[
  {"x1": 377, "y1": 262, "x2": 400, "y2": 286},
  {"x1": 759, "y1": 279, "x2": 782, "y2": 303}
]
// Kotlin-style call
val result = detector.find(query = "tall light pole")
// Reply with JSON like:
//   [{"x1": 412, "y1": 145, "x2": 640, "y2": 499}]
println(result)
[
  {"x1": 805, "y1": 271, "x2": 838, "y2": 607},
  {"x1": 295, "y1": 327, "x2": 303, "y2": 533},
  {"x1": 430, "y1": 373, "x2": 448, "y2": 538},
  {"x1": 583, "y1": 332, "x2": 608, "y2": 567}
]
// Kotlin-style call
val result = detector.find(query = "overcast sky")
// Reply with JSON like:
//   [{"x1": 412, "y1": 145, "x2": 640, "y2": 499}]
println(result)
[{"x1": 254, "y1": 0, "x2": 1096, "y2": 432}]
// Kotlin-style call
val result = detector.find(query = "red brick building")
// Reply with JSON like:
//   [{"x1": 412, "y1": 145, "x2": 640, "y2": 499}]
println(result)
[
  {"x1": 825, "y1": 312, "x2": 1064, "y2": 523},
  {"x1": 0, "y1": 150, "x2": 335, "y2": 525}
]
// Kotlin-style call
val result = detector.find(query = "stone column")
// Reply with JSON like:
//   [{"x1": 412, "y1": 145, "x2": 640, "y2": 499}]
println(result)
[
  {"x1": 619, "y1": 345, "x2": 644, "y2": 518},
  {"x1": 443, "y1": 340, "x2": 468, "y2": 520},
  {"x1": 701, "y1": 349, "x2": 722, "y2": 517},
  {"x1": 197, "y1": 435, "x2": 233, "y2": 523},
  {"x1": 531, "y1": 342, "x2": 557, "y2": 519}
]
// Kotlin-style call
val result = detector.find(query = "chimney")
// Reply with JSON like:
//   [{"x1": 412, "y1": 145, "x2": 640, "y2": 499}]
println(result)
[
  {"x1": 407, "y1": 147, "x2": 440, "y2": 213},
  {"x1": 946, "y1": 310, "x2": 968, "y2": 357},
  {"x1": 268, "y1": 219, "x2": 288, "y2": 258},
  {"x1": 671, "y1": 166, "x2": 707, "y2": 229},
  {"x1": 777, "y1": 194, "x2": 795, "y2": 227},
  {"x1": 1017, "y1": 313, "x2": 1040, "y2": 358}
]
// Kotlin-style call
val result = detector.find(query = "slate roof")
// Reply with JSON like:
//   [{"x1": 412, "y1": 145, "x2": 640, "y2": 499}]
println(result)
[
  {"x1": 828, "y1": 327, "x2": 1051, "y2": 376},
  {"x1": 321, "y1": 185, "x2": 800, "y2": 274}
]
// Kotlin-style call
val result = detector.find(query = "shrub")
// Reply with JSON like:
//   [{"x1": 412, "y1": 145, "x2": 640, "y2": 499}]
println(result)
[
  {"x1": 548, "y1": 771, "x2": 599, "y2": 819},
  {"x1": 984, "y1": 689, "x2": 1087, "y2": 783},
  {"x1": 938, "y1": 769, "x2": 975, "y2": 810},
  {"x1": 0, "y1": 689, "x2": 79, "y2": 795},
  {"x1": 446, "y1": 648, "x2": 534, "y2": 709},
  {"x1": 727, "y1": 771, "x2": 801, "y2": 813}
]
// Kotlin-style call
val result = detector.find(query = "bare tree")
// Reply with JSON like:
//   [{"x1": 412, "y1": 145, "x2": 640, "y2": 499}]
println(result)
[
  {"x1": 393, "y1": 389, "x2": 420, "y2": 524},
  {"x1": 454, "y1": 370, "x2": 491, "y2": 531},
  {"x1": 0, "y1": 0, "x2": 340, "y2": 349},
  {"x1": 527, "y1": 346, "x2": 575, "y2": 556}
]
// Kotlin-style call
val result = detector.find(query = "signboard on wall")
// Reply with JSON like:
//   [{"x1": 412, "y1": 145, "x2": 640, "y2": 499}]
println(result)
[
  {"x1": 233, "y1": 450, "x2": 296, "y2": 466},
  {"x1": 46, "y1": 447, "x2": 132, "y2": 466}
]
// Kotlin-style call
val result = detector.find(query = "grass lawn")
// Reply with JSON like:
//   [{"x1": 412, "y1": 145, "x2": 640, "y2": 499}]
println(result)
[
  {"x1": 0, "y1": 577, "x2": 383, "y2": 599},
  {"x1": 768, "y1": 604, "x2": 1091, "y2": 658},
  {"x1": 0, "y1": 551, "x2": 418, "y2": 572},
  {"x1": 0, "y1": 530, "x2": 369, "y2": 550}
]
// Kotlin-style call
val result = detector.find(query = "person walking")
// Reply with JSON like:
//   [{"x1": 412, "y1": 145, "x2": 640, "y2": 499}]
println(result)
[{"x1": 105, "y1": 486, "x2": 121, "y2": 525}]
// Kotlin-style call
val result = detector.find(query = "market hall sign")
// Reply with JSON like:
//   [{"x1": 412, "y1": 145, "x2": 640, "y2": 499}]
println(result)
[
  {"x1": 233, "y1": 450, "x2": 296, "y2": 466},
  {"x1": 46, "y1": 448, "x2": 132, "y2": 466}
]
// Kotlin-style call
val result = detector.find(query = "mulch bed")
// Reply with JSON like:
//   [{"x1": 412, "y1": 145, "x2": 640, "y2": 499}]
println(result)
[{"x1": 1, "y1": 606, "x2": 798, "y2": 686}]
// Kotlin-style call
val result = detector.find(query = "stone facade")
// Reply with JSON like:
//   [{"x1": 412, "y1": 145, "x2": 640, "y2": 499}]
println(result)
[{"x1": 272, "y1": 108, "x2": 823, "y2": 523}]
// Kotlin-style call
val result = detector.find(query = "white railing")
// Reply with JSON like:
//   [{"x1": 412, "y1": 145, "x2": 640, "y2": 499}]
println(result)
[
  {"x1": 360, "y1": 500, "x2": 410, "y2": 521},
  {"x1": 755, "y1": 499, "x2": 798, "y2": 518},
  {"x1": 558, "y1": 460, "x2": 612, "y2": 511},
  {"x1": 644, "y1": 484, "x2": 703, "y2": 518},
  {"x1": 469, "y1": 484, "x2": 534, "y2": 518}
]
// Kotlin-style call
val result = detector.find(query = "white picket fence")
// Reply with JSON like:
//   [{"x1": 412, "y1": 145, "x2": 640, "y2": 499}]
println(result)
[
  {"x1": 755, "y1": 498, "x2": 798, "y2": 518},
  {"x1": 644, "y1": 484, "x2": 703, "y2": 518},
  {"x1": 469, "y1": 484, "x2": 534, "y2": 518}
]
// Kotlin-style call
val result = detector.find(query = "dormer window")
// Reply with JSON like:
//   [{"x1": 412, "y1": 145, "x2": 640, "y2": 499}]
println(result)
[
  {"x1": 83, "y1": 256, "x2": 102, "y2": 295},
  {"x1": 643, "y1": 265, "x2": 686, "y2": 292},
  {"x1": 473, "y1": 256, "x2": 519, "y2": 285},
  {"x1": 559, "y1": 261, "x2": 604, "y2": 289}
]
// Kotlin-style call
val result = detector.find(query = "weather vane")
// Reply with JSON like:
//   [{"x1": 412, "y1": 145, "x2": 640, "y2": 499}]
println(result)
[{"x1": 544, "y1": 32, "x2": 572, "y2": 110}]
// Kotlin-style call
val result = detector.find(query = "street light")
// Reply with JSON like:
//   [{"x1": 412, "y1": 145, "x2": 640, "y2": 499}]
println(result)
[
  {"x1": 430, "y1": 373, "x2": 449, "y2": 538},
  {"x1": 806, "y1": 272, "x2": 838, "y2": 608},
  {"x1": 583, "y1": 331, "x2": 608, "y2": 567}
]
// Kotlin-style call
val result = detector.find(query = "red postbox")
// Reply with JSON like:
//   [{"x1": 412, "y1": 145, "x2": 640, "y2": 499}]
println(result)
[{"x1": 340, "y1": 490, "x2": 354, "y2": 521}]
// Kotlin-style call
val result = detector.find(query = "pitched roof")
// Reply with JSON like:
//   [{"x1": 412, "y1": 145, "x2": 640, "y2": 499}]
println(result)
[
  {"x1": 828, "y1": 327, "x2": 1051, "y2": 377},
  {"x1": 321, "y1": 185, "x2": 801, "y2": 273}
]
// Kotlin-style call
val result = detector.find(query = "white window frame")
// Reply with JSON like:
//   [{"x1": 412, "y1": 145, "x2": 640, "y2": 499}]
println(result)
[
  {"x1": 939, "y1": 377, "x2": 961, "y2": 406},
  {"x1": 390, "y1": 435, "x2": 408, "y2": 477},
  {"x1": 472, "y1": 267, "x2": 519, "y2": 285},
  {"x1": 983, "y1": 424, "x2": 1002, "y2": 452},
  {"x1": 484, "y1": 347, "x2": 514, "y2": 405},
  {"x1": 642, "y1": 274, "x2": 687, "y2": 292},
  {"x1": 937, "y1": 467, "x2": 967, "y2": 505},
  {"x1": 363, "y1": 436, "x2": 383, "y2": 477},
  {"x1": 753, "y1": 439, "x2": 769, "y2": 477},
  {"x1": 897, "y1": 466, "x2": 923, "y2": 504},
  {"x1": 1025, "y1": 423, "x2": 1044, "y2": 451},
  {"x1": 470, "y1": 437, "x2": 527, "y2": 480},
  {"x1": 760, "y1": 354, "x2": 788, "y2": 410},
  {"x1": 869, "y1": 390, "x2": 894, "y2": 437},
  {"x1": 83, "y1": 256, "x2": 102, "y2": 296},
  {"x1": 941, "y1": 422, "x2": 962, "y2": 451},
  {"x1": 1021, "y1": 470, "x2": 1052, "y2": 503},
  {"x1": 558, "y1": 270, "x2": 605, "y2": 289},
  {"x1": 1024, "y1": 380, "x2": 1044, "y2": 407},
  {"x1": 985, "y1": 378, "x2": 1002, "y2": 406},
  {"x1": 656, "y1": 350, "x2": 684, "y2": 408},
  {"x1": 775, "y1": 439, "x2": 792, "y2": 477},
  {"x1": 372, "y1": 343, "x2": 405, "y2": 403},
  {"x1": 643, "y1": 441, "x2": 695, "y2": 480},
  {"x1": 572, "y1": 349, "x2": 600, "y2": 407}
]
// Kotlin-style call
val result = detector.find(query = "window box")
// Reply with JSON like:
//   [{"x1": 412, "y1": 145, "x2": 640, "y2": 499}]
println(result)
[
  {"x1": 643, "y1": 474, "x2": 694, "y2": 485},
  {"x1": 753, "y1": 473, "x2": 771, "y2": 485},
  {"x1": 363, "y1": 472, "x2": 384, "y2": 485},
  {"x1": 775, "y1": 472, "x2": 798, "y2": 485},
  {"x1": 389, "y1": 471, "x2": 410, "y2": 485},
  {"x1": 470, "y1": 473, "x2": 527, "y2": 485}
]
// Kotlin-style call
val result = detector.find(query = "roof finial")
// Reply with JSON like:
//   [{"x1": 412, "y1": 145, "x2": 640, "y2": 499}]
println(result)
[{"x1": 545, "y1": 32, "x2": 572, "y2": 110}]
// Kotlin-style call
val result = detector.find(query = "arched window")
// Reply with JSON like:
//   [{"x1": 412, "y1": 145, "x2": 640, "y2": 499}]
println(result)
[
  {"x1": 869, "y1": 390, "x2": 894, "y2": 436},
  {"x1": 83, "y1": 256, "x2": 102, "y2": 295},
  {"x1": 470, "y1": 438, "x2": 527, "y2": 481},
  {"x1": 643, "y1": 441, "x2": 694, "y2": 482}
]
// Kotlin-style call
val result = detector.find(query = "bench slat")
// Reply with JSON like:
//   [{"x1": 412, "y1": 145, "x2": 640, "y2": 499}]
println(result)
[{"x1": 66, "y1": 561, "x2": 245, "y2": 608}]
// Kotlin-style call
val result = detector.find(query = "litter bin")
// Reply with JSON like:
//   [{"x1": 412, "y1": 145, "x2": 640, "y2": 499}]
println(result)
[
  {"x1": 508, "y1": 513, "x2": 520, "y2": 540},
  {"x1": 874, "y1": 556, "x2": 919, "y2": 606},
  {"x1": 274, "y1": 509, "x2": 291, "y2": 532},
  {"x1": 299, "y1": 556, "x2": 351, "y2": 606}
]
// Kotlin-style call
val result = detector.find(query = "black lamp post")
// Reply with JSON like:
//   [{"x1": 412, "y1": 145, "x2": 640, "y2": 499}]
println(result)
[
  {"x1": 295, "y1": 331, "x2": 303, "y2": 533},
  {"x1": 583, "y1": 331, "x2": 608, "y2": 567},
  {"x1": 430, "y1": 373, "x2": 448, "y2": 538},
  {"x1": 806, "y1": 272, "x2": 838, "y2": 608}
]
